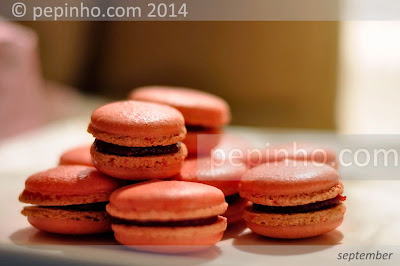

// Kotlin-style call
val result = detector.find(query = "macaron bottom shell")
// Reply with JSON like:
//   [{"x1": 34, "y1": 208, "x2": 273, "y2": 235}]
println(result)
[
  {"x1": 90, "y1": 143, "x2": 188, "y2": 180},
  {"x1": 23, "y1": 207, "x2": 112, "y2": 235},
  {"x1": 111, "y1": 216, "x2": 227, "y2": 253},
  {"x1": 246, "y1": 216, "x2": 344, "y2": 239},
  {"x1": 243, "y1": 203, "x2": 346, "y2": 239}
]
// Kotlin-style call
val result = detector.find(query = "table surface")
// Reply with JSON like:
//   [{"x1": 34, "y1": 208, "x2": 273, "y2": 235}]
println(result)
[{"x1": 0, "y1": 117, "x2": 399, "y2": 265}]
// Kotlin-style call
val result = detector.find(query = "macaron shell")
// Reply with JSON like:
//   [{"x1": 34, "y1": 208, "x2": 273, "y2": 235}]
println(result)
[
  {"x1": 240, "y1": 161, "x2": 339, "y2": 196},
  {"x1": 174, "y1": 157, "x2": 247, "y2": 196},
  {"x1": 184, "y1": 129, "x2": 222, "y2": 155},
  {"x1": 59, "y1": 145, "x2": 93, "y2": 167},
  {"x1": 112, "y1": 216, "x2": 227, "y2": 253},
  {"x1": 90, "y1": 143, "x2": 187, "y2": 180},
  {"x1": 107, "y1": 181, "x2": 227, "y2": 221},
  {"x1": 22, "y1": 206, "x2": 111, "y2": 234},
  {"x1": 19, "y1": 189, "x2": 115, "y2": 206},
  {"x1": 246, "y1": 217, "x2": 344, "y2": 239},
  {"x1": 19, "y1": 165, "x2": 124, "y2": 205},
  {"x1": 129, "y1": 86, "x2": 231, "y2": 127},
  {"x1": 27, "y1": 216, "x2": 111, "y2": 235},
  {"x1": 88, "y1": 101, "x2": 186, "y2": 147},
  {"x1": 243, "y1": 203, "x2": 346, "y2": 227},
  {"x1": 241, "y1": 181, "x2": 344, "y2": 207},
  {"x1": 244, "y1": 203, "x2": 345, "y2": 239}
]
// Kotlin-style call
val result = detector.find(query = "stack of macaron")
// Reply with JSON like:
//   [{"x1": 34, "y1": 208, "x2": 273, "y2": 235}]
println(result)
[
  {"x1": 129, "y1": 86, "x2": 251, "y2": 226},
  {"x1": 19, "y1": 84, "x2": 346, "y2": 253},
  {"x1": 129, "y1": 85, "x2": 231, "y2": 156}
]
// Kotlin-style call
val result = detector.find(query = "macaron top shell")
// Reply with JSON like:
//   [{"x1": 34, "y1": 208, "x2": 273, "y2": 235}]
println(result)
[
  {"x1": 174, "y1": 157, "x2": 247, "y2": 196},
  {"x1": 23, "y1": 165, "x2": 123, "y2": 195},
  {"x1": 129, "y1": 86, "x2": 230, "y2": 127},
  {"x1": 107, "y1": 180, "x2": 228, "y2": 221},
  {"x1": 89, "y1": 100, "x2": 185, "y2": 140},
  {"x1": 241, "y1": 160, "x2": 339, "y2": 195}
]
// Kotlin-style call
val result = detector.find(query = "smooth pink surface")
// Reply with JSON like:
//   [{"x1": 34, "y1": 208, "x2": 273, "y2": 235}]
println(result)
[
  {"x1": 130, "y1": 86, "x2": 231, "y2": 127},
  {"x1": 25, "y1": 165, "x2": 123, "y2": 195},
  {"x1": 174, "y1": 157, "x2": 247, "y2": 196},
  {"x1": 240, "y1": 160, "x2": 339, "y2": 195},
  {"x1": 90, "y1": 100, "x2": 185, "y2": 138},
  {"x1": 109, "y1": 180, "x2": 226, "y2": 213},
  {"x1": 59, "y1": 145, "x2": 93, "y2": 166}
]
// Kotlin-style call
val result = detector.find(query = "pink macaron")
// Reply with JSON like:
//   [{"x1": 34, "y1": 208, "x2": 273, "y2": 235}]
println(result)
[
  {"x1": 107, "y1": 180, "x2": 228, "y2": 253},
  {"x1": 88, "y1": 100, "x2": 188, "y2": 180},
  {"x1": 19, "y1": 165, "x2": 125, "y2": 234},
  {"x1": 129, "y1": 86, "x2": 231, "y2": 156},
  {"x1": 240, "y1": 160, "x2": 346, "y2": 239}
]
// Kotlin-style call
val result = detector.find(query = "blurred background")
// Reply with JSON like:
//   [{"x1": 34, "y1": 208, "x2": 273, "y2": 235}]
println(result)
[{"x1": 1, "y1": 21, "x2": 400, "y2": 139}]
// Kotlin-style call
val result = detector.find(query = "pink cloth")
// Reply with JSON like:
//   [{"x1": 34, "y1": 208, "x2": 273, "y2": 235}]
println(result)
[{"x1": 0, "y1": 22, "x2": 46, "y2": 139}]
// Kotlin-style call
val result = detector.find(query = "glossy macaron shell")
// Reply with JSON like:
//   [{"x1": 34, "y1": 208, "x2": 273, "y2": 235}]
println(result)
[
  {"x1": 174, "y1": 157, "x2": 247, "y2": 196},
  {"x1": 19, "y1": 165, "x2": 124, "y2": 205},
  {"x1": 59, "y1": 145, "x2": 93, "y2": 167},
  {"x1": 107, "y1": 180, "x2": 228, "y2": 221},
  {"x1": 129, "y1": 86, "x2": 231, "y2": 127},
  {"x1": 240, "y1": 161, "x2": 339, "y2": 196},
  {"x1": 88, "y1": 100, "x2": 186, "y2": 146}
]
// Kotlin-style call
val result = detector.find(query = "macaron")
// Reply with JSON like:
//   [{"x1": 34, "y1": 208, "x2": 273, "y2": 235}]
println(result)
[
  {"x1": 247, "y1": 142, "x2": 338, "y2": 169},
  {"x1": 129, "y1": 86, "x2": 231, "y2": 155},
  {"x1": 19, "y1": 165, "x2": 125, "y2": 234},
  {"x1": 88, "y1": 100, "x2": 188, "y2": 180},
  {"x1": 107, "y1": 180, "x2": 228, "y2": 253},
  {"x1": 240, "y1": 160, "x2": 346, "y2": 239},
  {"x1": 59, "y1": 145, "x2": 93, "y2": 167},
  {"x1": 174, "y1": 157, "x2": 248, "y2": 224}
]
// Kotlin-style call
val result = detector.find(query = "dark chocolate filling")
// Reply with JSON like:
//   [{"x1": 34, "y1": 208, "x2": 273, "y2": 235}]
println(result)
[
  {"x1": 94, "y1": 139, "x2": 180, "y2": 157},
  {"x1": 42, "y1": 202, "x2": 108, "y2": 211},
  {"x1": 252, "y1": 195, "x2": 346, "y2": 214},
  {"x1": 225, "y1": 193, "x2": 241, "y2": 204},
  {"x1": 112, "y1": 216, "x2": 218, "y2": 227},
  {"x1": 185, "y1": 125, "x2": 212, "y2": 132}
]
